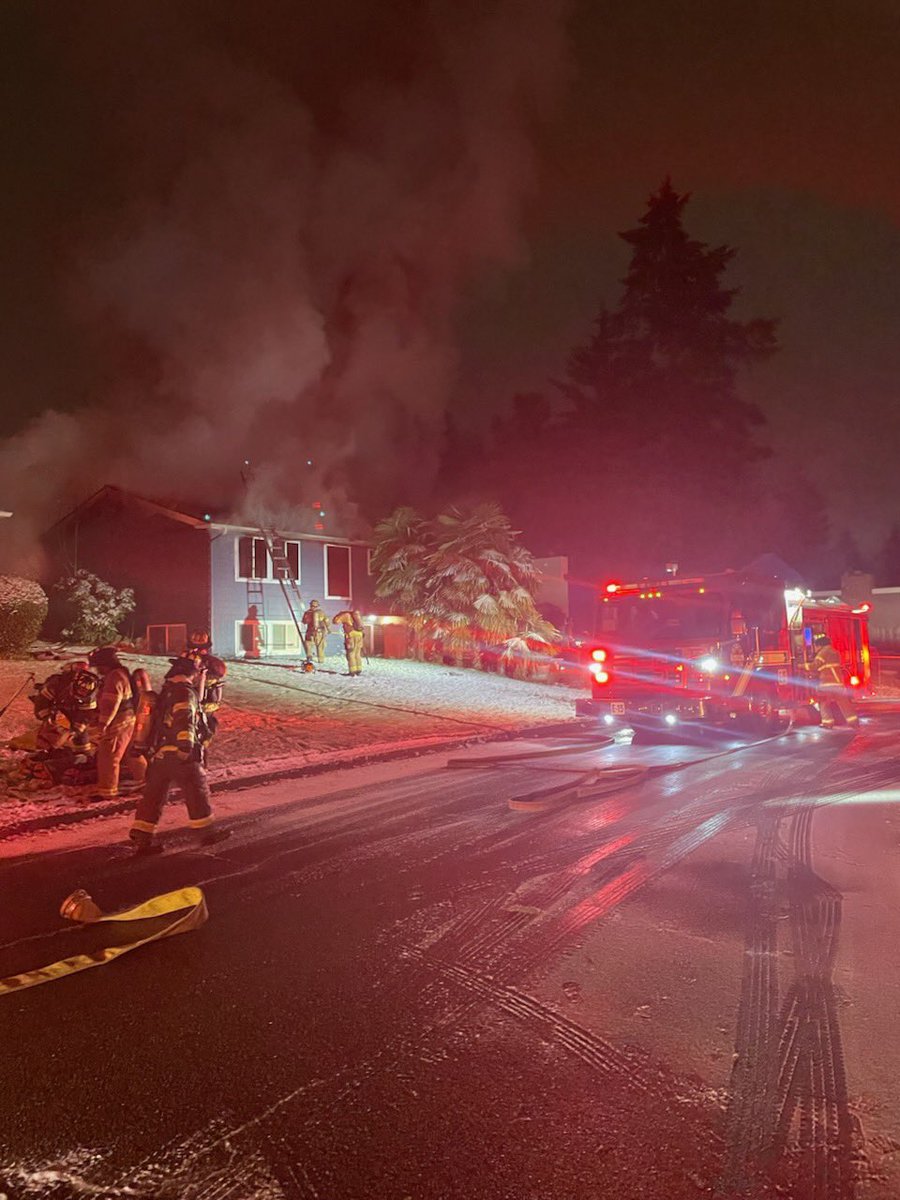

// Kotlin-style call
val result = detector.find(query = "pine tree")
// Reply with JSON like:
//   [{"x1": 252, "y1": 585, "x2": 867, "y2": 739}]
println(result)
[
  {"x1": 876, "y1": 523, "x2": 900, "y2": 585},
  {"x1": 554, "y1": 179, "x2": 778, "y2": 571}
]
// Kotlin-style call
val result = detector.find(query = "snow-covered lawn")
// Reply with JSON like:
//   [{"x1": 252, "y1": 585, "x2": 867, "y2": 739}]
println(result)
[{"x1": 0, "y1": 649, "x2": 586, "y2": 830}]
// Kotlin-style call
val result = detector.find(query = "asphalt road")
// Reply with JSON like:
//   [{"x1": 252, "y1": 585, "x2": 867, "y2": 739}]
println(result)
[{"x1": 2, "y1": 719, "x2": 899, "y2": 1199}]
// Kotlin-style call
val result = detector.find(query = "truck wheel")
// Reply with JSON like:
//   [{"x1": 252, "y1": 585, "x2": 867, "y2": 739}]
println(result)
[{"x1": 749, "y1": 693, "x2": 788, "y2": 735}]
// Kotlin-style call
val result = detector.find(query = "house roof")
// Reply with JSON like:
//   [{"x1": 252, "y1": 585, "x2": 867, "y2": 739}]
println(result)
[
  {"x1": 48, "y1": 485, "x2": 211, "y2": 531},
  {"x1": 47, "y1": 484, "x2": 369, "y2": 545}
]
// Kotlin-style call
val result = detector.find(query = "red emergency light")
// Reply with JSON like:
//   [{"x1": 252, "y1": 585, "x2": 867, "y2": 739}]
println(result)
[
  {"x1": 852, "y1": 603, "x2": 871, "y2": 614},
  {"x1": 849, "y1": 674, "x2": 861, "y2": 687},
  {"x1": 605, "y1": 582, "x2": 620, "y2": 594},
  {"x1": 589, "y1": 646, "x2": 611, "y2": 685}
]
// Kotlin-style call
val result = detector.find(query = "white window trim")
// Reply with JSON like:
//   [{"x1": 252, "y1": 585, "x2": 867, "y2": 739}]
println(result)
[
  {"x1": 366, "y1": 548, "x2": 375, "y2": 576},
  {"x1": 269, "y1": 539, "x2": 302, "y2": 586},
  {"x1": 325, "y1": 543, "x2": 352, "y2": 599},
  {"x1": 234, "y1": 618, "x2": 304, "y2": 656},
  {"x1": 233, "y1": 535, "x2": 301, "y2": 584}
]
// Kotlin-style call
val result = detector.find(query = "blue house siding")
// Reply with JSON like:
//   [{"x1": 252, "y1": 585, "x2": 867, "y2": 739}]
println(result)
[{"x1": 209, "y1": 528, "x2": 376, "y2": 658}]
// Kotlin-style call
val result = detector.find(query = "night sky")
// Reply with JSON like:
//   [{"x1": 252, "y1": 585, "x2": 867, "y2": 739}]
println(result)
[{"x1": 1, "y1": 0, "x2": 899, "y2": 568}]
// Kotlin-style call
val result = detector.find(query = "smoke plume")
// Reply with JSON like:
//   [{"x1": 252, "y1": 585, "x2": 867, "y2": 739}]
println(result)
[{"x1": 0, "y1": 1, "x2": 571, "y2": 572}]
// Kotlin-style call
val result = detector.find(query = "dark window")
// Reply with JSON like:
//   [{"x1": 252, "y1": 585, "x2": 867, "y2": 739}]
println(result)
[
  {"x1": 238, "y1": 536, "x2": 269, "y2": 580},
  {"x1": 326, "y1": 545, "x2": 351, "y2": 597},
  {"x1": 271, "y1": 540, "x2": 300, "y2": 582}
]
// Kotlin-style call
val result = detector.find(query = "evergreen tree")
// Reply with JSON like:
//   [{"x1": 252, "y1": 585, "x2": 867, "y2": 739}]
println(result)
[
  {"x1": 510, "y1": 180, "x2": 778, "y2": 574},
  {"x1": 876, "y1": 523, "x2": 900, "y2": 585}
]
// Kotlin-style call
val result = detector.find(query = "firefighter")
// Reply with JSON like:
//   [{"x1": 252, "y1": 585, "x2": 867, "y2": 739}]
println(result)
[
  {"x1": 301, "y1": 600, "x2": 329, "y2": 664},
  {"x1": 810, "y1": 634, "x2": 859, "y2": 729},
  {"x1": 31, "y1": 662, "x2": 99, "y2": 752},
  {"x1": 86, "y1": 647, "x2": 137, "y2": 800},
  {"x1": 332, "y1": 607, "x2": 365, "y2": 676},
  {"x1": 240, "y1": 605, "x2": 264, "y2": 659},
  {"x1": 123, "y1": 667, "x2": 154, "y2": 787},
  {"x1": 186, "y1": 630, "x2": 227, "y2": 746},
  {"x1": 128, "y1": 656, "x2": 231, "y2": 854}
]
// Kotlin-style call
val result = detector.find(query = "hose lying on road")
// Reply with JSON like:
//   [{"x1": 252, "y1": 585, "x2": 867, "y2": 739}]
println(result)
[
  {"x1": 445, "y1": 735, "x2": 614, "y2": 769},
  {"x1": 0, "y1": 886, "x2": 207, "y2": 998},
  {"x1": 447, "y1": 730, "x2": 793, "y2": 813},
  {"x1": 508, "y1": 765, "x2": 650, "y2": 811}
]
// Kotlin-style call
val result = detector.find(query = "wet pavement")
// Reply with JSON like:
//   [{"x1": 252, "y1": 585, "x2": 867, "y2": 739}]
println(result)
[{"x1": 1, "y1": 719, "x2": 900, "y2": 1198}]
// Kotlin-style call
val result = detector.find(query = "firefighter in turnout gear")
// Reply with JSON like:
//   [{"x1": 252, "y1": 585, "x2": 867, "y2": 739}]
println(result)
[
  {"x1": 810, "y1": 634, "x2": 859, "y2": 728},
  {"x1": 129, "y1": 656, "x2": 230, "y2": 854},
  {"x1": 332, "y1": 608, "x2": 365, "y2": 676},
  {"x1": 186, "y1": 630, "x2": 227, "y2": 748},
  {"x1": 87, "y1": 647, "x2": 137, "y2": 800},
  {"x1": 301, "y1": 600, "x2": 329, "y2": 664},
  {"x1": 31, "y1": 662, "x2": 99, "y2": 751}
]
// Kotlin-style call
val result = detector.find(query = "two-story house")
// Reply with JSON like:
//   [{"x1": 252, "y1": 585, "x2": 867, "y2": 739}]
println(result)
[{"x1": 45, "y1": 486, "x2": 377, "y2": 658}]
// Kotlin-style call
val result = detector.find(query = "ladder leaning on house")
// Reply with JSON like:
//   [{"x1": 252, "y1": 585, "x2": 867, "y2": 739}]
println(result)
[{"x1": 258, "y1": 528, "x2": 308, "y2": 659}]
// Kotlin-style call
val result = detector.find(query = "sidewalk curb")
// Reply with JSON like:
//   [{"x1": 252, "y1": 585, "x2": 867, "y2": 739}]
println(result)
[{"x1": 0, "y1": 718, "x2": 595, "y2": 843}]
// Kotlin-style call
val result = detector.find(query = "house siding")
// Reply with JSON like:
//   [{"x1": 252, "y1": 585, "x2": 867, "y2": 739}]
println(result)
[
  {"x1": 210, "y1": 531, "x2": 376, "y2": 658},
  {"x1": 44, "y1": 499, "x2": 211, "y2": 642}
]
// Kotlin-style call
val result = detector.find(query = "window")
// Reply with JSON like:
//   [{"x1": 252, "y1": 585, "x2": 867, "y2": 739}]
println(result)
[
  {"x1": 233, "y1": 619, "x2": 303, "y2": 656},
  {"x1": 146, "y1": 624, "x2": 187, "y2": 655},
  {"x1": 267, "y1": 620, "x2": 303, "y2": 652},
  {"x1": 270, "y1": 539, "x2": 300, "y2": 583},
  {"x1": 236, "y1": 537, "x2": 300, "y2": 582},
  {"x1": 237, "y1": 536, "x2": 269, "y2": 580},
  {"x1": 325, "y1": 544, "x2": 351, "y2": 598}
]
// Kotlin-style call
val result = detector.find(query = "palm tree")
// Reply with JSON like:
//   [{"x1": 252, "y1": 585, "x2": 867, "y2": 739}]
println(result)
[{"x1": 373, "y1": 502, "x2": 557, "y2": 668}]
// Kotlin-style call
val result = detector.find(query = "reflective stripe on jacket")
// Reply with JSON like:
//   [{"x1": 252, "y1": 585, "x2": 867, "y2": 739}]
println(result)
[
  {"x1": 813, "y1": 644, "x2": 843, "y2": 687},
  {"x1": 154, "y1": 678, "x2": 200, "y2": 759}
]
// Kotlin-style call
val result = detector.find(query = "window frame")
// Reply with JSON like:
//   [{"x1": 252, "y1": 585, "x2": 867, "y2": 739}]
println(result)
[
  {"x1": 234, "y1": 536, "x2": 302, "y2": 584},
  {"x1": 233, "y1": 618, "x2": 304, "y2": 656},
  {"x1": 270, "y1": 539, "x2": 301, "y2": 584},
  {"x1": 325, "y1": 543, "x2": 352, "y2": 599},
  {"x1": 235, "y1": 535, "x2": 270, "y2": 582}
]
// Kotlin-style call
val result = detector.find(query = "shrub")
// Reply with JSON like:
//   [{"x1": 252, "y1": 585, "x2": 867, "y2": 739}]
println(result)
[
  {"x1": 0, "y1": 576, "x2": 48, "y2": 657},
  {"x1": 53, "y1": 570, "x2": 135, "y2": 646}
]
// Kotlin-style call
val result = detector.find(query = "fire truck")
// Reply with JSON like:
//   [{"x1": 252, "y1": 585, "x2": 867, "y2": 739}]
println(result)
[{"x1": 577, "y1": 569, "x2": 871, "y2": 736}]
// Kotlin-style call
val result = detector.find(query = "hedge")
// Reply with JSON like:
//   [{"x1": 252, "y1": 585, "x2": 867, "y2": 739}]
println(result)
[{"x1": 0, "y1": 576, "x2": 48, "y2": 657}]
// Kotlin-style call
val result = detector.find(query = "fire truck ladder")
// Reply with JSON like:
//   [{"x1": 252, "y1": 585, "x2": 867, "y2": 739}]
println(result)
[{"x1": 259, "y1": 529, "x2": 308, "y2": 660}]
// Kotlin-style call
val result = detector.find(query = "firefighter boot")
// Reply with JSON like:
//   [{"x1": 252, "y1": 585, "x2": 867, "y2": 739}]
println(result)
[{"x1": 128, "y1": 828, "x2": 163, "y2": 856}]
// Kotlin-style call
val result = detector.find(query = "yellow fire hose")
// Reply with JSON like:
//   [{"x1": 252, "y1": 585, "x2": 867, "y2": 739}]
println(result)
[{"x1": 0, "y1": 885, "x2": 207, "y2": 998}]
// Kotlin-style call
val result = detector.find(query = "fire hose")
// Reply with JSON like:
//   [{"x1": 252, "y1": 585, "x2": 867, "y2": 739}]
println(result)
[
  {"x1": 0, "y1": 672, "x2": 35, "y2": 725},
  {"x1": 445, "y1": 730, "x2": 791, "y2": 812},
  {"x1": 0, "y1": 885, "x2": 207, "y2": 998}
]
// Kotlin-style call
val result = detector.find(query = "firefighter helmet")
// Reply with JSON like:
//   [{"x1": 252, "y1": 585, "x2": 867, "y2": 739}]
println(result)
[{"x1": 68, "y1": 667, "x2": 99, "y2": 705}]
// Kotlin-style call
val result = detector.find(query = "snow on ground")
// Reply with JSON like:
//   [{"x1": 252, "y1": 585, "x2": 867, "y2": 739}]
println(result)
[{"x1": 0, "y1": 648, "x2": 586, "y2": 834}]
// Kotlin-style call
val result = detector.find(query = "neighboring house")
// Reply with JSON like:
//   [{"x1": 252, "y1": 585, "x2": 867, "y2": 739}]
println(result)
[
  {"x1": 812, "y1": 571, "x2": 900, "y2": 651},
  {"x1": 44, "y1": 486, "x2": 377, "y2": 658}
]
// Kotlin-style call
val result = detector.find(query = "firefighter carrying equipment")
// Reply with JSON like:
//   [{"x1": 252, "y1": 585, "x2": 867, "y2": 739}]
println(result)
[
  {"x1": 129, "y1": 660, "x2": 220, "y2": 847},
  {"x1": 811, "y1": 635, "x2": 859, "y2": 727},
  {"x1": 31, "y1": 663, "x2": 99, "y2": 751},
  {"x1": 0, "y1": 886, "x2": 207, "y2": 997},
  {"x1": 333, "y1": 609, "x2": 364, "y2": 675},
  {"x1": 88, "y1": 649, "x2": 137, "y2": 799},
  {"x1": 302, "y1": 600, "x2": 329, "y2": 664}
]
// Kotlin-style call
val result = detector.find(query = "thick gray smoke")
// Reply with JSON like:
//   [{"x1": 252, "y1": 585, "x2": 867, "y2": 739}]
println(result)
[{"x1": 0, "y1": 1, "x2": 571, "y2": 572}]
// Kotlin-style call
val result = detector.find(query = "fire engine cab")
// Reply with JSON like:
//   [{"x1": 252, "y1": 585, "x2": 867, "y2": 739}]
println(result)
[{"x1": 578, "y1": 569, "x2": 870, "y2": 736}]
